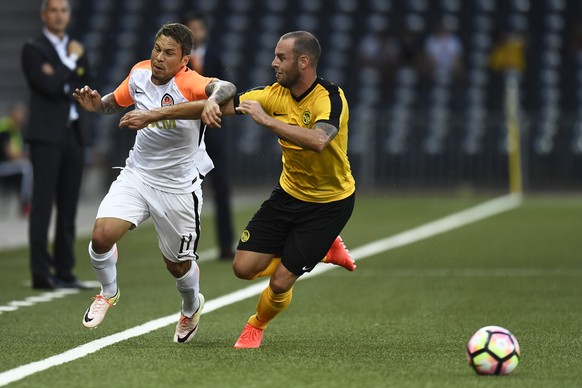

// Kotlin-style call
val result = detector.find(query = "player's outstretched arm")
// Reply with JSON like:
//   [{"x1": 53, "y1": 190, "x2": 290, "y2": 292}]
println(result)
[
  {"x1": 119, "y1": 79, "x2": 237, "y2": 130},
  {"x1": 119, "y1": 101, "x2": 208, "y2": 130},
  {"x1": 73, "y1": 86, "x2": 123, "y2": 115}
]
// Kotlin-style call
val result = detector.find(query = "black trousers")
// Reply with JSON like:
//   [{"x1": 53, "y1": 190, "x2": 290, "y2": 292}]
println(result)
[
  {"x1": 28, "y1": 124, "x2": 84, "y2": 282},
  {"x1": 204, "y1": 128, "x2": 234, "y2": 255}
]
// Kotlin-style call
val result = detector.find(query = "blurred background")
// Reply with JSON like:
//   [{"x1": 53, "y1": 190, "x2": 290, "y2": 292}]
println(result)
[{"x1": 1, "y1": 0, "x2": 582, "y2": 202}]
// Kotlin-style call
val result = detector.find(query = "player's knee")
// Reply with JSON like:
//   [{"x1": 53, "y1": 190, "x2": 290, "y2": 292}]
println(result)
[
  {"x1": 232, "y1": 265, "x2": 254, "y2": 280},
  {"x1": 269, "y1": 277, "x2": 292, "y2": 294},
  {"x1": 91, "y1": 226, "x2": 115, "y2": 254},
  {"x1": 165, "y1": 258, "x2": 191, "y2": 278},
  {"x1": 91, "y1": 231, "x2": 115, "y2": 254},
  {"x1": 232, "y1": 259, "x2": 255, "y2": 280}
]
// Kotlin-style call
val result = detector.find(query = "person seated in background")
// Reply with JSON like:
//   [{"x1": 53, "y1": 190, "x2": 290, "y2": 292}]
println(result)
[
  {"x1": 0, "y1": 102, "x2": 32, "y2": 216},
  {"x1": 424, "y1": 19, "x2": 464, "y2": 83}
]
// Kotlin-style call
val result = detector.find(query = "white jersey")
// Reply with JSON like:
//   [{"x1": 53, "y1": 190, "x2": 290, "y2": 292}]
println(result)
[{"x1": 113, "y1": 60, "x2": 215, "y2": 193}]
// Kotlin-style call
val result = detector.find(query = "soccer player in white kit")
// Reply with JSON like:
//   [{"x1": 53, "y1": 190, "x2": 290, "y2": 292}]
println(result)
[{"x1": 73, "y1": 23, "x2": 235, "y2": 343}]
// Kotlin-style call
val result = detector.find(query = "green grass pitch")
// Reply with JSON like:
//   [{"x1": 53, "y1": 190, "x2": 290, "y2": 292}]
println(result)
[{"x1": 0, "y1": 193, "x2": 581, "y2": 387}]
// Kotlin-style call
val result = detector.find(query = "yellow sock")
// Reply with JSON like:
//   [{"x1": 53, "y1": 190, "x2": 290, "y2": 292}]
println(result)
[
  {"x1": 252, "y1": 258, "x2": 281, "y2": 279},
  {"x1": 248, "y1": 286, "x2": 293, "y2": 330}
]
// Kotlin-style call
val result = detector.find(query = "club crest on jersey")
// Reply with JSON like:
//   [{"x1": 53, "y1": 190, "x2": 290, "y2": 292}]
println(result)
[
  {"x1": 302, "y1": 110, "x2": 311, "y2": 126},
  {"x1": 161, "y1": 93, "x2": 174, "y2": 107}
]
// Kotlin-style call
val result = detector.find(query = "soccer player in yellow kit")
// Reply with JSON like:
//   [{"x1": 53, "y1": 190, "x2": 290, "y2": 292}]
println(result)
[{"x1": 120, "y1": 31, "x2": 356, "y2": 348}]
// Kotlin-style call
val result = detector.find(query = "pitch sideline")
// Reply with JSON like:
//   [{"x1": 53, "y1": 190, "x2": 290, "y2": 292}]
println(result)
[
  {"x1": 0, "y1": 193, "x2": 522, "y2": 386},
  {"x1": 1, "y1": 248, "x2": 221, "y2": 316}
]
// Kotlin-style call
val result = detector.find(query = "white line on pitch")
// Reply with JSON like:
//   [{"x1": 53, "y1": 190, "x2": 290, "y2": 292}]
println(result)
[
  {"x1": 4, "y1": 249, "x2": 219, "y2": 316},
  {"x1": 0, "y1": 193, "x2": 521, "y2": 386}
]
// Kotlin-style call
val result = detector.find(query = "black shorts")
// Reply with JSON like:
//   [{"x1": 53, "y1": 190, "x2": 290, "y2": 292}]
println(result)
[{"x1": 237, "y1": 186, "x2": 355, "y2": 276}]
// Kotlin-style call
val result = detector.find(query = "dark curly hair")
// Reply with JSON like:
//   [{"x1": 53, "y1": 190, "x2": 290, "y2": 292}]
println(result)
[{"x1": 155, "y1": 23, "x2": 193, "y2": 57}]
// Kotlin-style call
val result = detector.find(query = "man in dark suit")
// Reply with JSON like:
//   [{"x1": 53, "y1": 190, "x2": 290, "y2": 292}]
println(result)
[
  {"x1": 21, "y1": 0, "x2": 93, "y2": 289},
  {"x1": 183, "y1": 11, "x2": 235, "y2": 260}
]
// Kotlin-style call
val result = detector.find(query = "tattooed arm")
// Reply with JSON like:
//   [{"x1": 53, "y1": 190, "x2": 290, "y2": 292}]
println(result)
[
  {"x1": 73, "y1": 86, "x2": 124, "y2": 114},
  {"x1": 205, "y1": 79, "x2": 237, "y2": 106},
  {"x1": 200, "y1": 79, "x2": 237, "y2": 128}
]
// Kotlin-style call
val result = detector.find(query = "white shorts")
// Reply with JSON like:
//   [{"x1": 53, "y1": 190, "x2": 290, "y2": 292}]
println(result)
[{"x1": 97, "y1": 169, "x2": 203, "y2": 263}]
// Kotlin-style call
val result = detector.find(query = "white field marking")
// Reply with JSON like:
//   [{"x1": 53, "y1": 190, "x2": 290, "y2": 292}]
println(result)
[
  {"x1": 352, "y1": 268, "x2": 582, "y2": 277},
  {"x1": 0, "y1": 193, "x2": 521, "y2": 386},
  {"x1": 0, "y1": 289, "x2": 79, "y2": 315},
  {"x1": 5, "y1": 248, "x2": 219, "y2": 316},
  {"x1": 340, "y1": 193, "x2": 523, "y2": 264}
]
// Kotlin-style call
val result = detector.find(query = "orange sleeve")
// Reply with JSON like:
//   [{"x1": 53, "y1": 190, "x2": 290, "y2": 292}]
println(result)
[
  {"x1": 113, "y1": 75, "x2": 133, "y2": 107},
  {"x1": 175, "y1": 69, "x2": 215, "y2": 101},
  {"x1": 112, "y1": 61, "x2": 150, "y2": 107}
]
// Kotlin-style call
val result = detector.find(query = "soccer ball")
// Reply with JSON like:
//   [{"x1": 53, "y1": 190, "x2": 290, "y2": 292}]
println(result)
[{"x1": 466, "y1": 325, "x2": 520, "y2": 375}]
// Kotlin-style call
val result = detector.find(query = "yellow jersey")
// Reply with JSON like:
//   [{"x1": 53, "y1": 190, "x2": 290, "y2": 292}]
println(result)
[{"x1": 235, "y1": 78, "x2": 356, "y2": 203}]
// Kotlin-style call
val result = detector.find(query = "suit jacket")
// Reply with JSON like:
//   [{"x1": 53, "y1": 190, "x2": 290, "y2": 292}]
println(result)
[
  {"x1": 21, "y1": 33, "x2": 93, "y2": 145},
  {"x1": 201, "y1": 44, "x2": 224, "y2": 79},
  {"x1": 189, "y1": 42, "x2": 233, "y2": 81}
]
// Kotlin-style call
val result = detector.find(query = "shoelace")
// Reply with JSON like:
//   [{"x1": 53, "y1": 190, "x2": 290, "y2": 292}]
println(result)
[
  {"x1": 90, "y1": 295, "x2": 110, "y2": 313},
  {"x1": 178, "y1": 315, "x2": 193, "y2": 330}
]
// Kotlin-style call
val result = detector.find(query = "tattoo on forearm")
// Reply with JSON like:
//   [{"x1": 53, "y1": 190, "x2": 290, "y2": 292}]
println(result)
[
  {"x1": 315, "y1": 122, "x2": 339, "y2": 141},
  {"x1": 206, "y1": 80, "x2": 236, "y2": 106},
  {"x1": 99, "y1": 93, "x2": 124, "y2": 114}
]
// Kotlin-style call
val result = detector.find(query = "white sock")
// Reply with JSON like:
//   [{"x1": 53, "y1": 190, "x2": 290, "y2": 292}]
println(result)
[
  {"x1": 89, "y1": 242, "x2": 118, "y2": 298},
  {"x1": 175, "y1": 262, "x2": 200, "y2": 318}
]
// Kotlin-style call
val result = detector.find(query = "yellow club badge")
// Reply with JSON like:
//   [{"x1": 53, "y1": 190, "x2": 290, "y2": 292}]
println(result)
[{"x1": 302, "y1": 110, "x2": 311, "y2": 126}]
